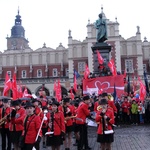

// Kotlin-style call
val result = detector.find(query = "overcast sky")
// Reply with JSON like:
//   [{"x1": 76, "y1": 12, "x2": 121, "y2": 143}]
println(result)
[{"x1": 0, "y1": 0, "x2": 149, "y2": 52}]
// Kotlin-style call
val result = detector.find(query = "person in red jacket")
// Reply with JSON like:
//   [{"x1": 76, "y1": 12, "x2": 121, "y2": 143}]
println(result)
[
  {"x1": 59, "y1": 98, "x2": 74, "y2": 150},
  {"x1": 10, "y1": 99, "x2": 26, "y2": 150},
  {"x1": 20, "y1": 101, "x2": 42, "y2": 150},
  {"x1": 46, "y1": 100, "x2": 65, "y2": 150},
  {"x1": 101, "y1": 93, "x2": 117, "y2": 115},
  {"x1": 94, "y1": 94, "x2": 102, "y2": 113},
  {"x1": 76, "y1": 95, "x2": 91, "y2": 150},
  {"x1": 121, "y1": 96, "x2": 131, "y2": 124},
  {"x1": 95, "y1": 98, "x2": 114, "y2": 150},
  {"x1": 0, "y1": 98, "x2": 12, "y2": 150}
]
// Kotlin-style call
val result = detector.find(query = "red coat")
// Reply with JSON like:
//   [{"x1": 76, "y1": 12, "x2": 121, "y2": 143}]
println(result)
[
  {"x1": 23, "y1": 114, "x2": 42, "y2": 144},
  {"x1": 0, "y1": 107, "x2": 11, "y2": 128},
  {"x1": 9, "y1": 107, "x2": 26, "y2": 131},
  {"x1": 76, "y1": 102, "x2": 90, "y2": 124},
  {"x1": 95, "y1": 108, "x2": 114, "y2": 134},
  {"x1": 121, "y1": 101, "x2": 131, "y2": 113},
  {"x1": 48, "y1": 111, "x2": 65, "y2": 135},
  {"x1": 59, "y1": 105, "x2": 74, "y2": 126}
]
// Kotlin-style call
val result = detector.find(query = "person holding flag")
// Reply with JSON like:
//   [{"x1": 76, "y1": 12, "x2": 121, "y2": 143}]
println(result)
[{"x1": 19, "y1": 101, "x2": 42, "y2": 150}]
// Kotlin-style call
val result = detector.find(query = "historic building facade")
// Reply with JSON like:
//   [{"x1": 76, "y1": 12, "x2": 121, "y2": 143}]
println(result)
[{"x1": 0, "y1": 7, "x2": 149, "y2": 96}]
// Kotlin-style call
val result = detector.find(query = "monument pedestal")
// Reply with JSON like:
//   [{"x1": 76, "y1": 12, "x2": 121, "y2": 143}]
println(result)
[{"x1": 91, "y1": 42, "x2": 111, "y2": 76}]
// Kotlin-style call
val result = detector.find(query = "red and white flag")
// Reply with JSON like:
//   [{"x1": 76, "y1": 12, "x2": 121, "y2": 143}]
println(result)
[
  {"x1": 96, "y1": 50, "x2": 104, "y2": 65},
  {"x1": 23, "y1": 87, "x2": 32, "y2": 98},
  {"x1": 3, "y1": 73, "x2": 12, "y2": 96},
  {"x1": 108, "y1": 59, "x2": 117, "y2": 76},
  {"x1": 84, "y1": 64, "x2": 90, "y2": 80}
]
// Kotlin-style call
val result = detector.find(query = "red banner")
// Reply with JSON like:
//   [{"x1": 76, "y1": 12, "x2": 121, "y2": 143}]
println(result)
[{"x1": 83, "y1": 75, "x2": 125, "y2": 97}]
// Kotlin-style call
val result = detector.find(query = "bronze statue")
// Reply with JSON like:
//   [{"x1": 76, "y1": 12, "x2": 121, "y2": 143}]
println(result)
[{"x1": 95, "y1": 13, "x2": 107, "y2": 43}]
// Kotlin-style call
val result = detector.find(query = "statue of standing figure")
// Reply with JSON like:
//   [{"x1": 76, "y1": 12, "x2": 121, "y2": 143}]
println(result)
[{"x1": 95, "y1": 13, "x2": 107, "y2": 43}]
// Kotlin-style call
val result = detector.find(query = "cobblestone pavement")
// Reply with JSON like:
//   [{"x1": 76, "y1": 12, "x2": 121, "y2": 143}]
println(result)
[{"x1": 1, "y1": 124, "x2": 150, "y2": 150}]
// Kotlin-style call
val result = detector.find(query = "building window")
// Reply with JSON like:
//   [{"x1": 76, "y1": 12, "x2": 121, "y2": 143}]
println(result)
[
  {"x1": 7, "y1": 71, "x2": 11, "y2": 78},
  {"x1": 78, "y1": 62, "x2": 85, "y2": 75},
  {"x1": 22, "y1": 70, "x2": 26, "y2": 78},
  {"x1": 66, "y1": 68, "x2": 69, "y2": 77},
  {"x1": 143, "y1": 64, "x2": 147, "y2": 72},
  {"x1": 53, "y1": 68, "x2": 58, "y2": 77},
  {"x1": 125, "y1": 59, "x2": 133, "y2": 73},
  {"x1": 37, "y1": 69, "x2": 42, "y2": 78}
]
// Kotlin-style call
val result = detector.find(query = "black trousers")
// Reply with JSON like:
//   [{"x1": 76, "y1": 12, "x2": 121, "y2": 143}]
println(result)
[
  {"x1": 122, "y1": 112, "x2": 129, "y2": 124},
  {"x1": 77, "y1": 124, "x2": 88, "y2": 150},
  {"x1": 132, "y1": 114, "x2": 138, "y2": 124},
  {"x1": 21, "y1": 143, "x2": 35, "y2": 150},
  {"x1": 0, "y1": 128, "x2": 11, "y2": 150}
]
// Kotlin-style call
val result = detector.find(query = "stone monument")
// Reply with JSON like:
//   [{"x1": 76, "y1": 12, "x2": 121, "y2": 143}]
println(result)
[{"x1": 91, "y1": 12, "x2": 111, "y2": 76}]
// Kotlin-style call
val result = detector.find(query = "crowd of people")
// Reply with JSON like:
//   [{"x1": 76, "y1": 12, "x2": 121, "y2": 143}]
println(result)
[{"x1": 0, "y1": 90, "x2": 149, "y2": 150}]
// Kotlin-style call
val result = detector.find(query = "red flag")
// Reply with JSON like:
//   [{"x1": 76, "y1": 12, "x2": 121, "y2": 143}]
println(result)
[
  {"x1": 96, "y1": 50, "x2": 104, "y2": 64},
  {"x1": 84, "y1": 64, "x2": 90, "y2": 80},
  {"x1": 73, "y1": 74, "x2": 77, "y2": 92},
  {"x1": 138, "y1": 77, "x2": 146, "y2": 101},
  {"x1": 70, "y1": 89, "x2": 74, "y2": 100},
  {"x1": 108, "y1": 59, "x2": 117, "y2": 76},
  {"x1": 3, "y1": 73, "x2": 12, "y2": 96},
  {"x1": 23, "y1": 87, "x2": 32, "y2": 98},
  {"x1": 56, "y1": 79, "x2": 62, "y2": 102},
  {"x1": 12, "y1": 73, "x2": 18, "y2": 100}
]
